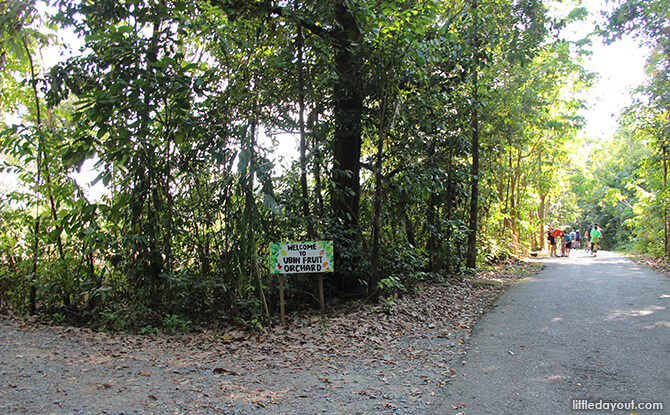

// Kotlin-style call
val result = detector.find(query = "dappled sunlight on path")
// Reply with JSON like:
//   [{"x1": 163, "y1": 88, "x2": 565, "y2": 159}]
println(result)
[{"x1": 432, "y1": 250, "x2": 670, "y2": 414}]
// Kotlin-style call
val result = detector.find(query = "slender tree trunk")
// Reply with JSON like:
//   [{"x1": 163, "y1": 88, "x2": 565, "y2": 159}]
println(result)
[
  {"x1": 402, "y1": 206, "x2": 416, "y2": 248},
  {"x1": 29, "y1": 214, "x2": 39, "y2": 315},
  {"x1": 140, "y1": 18, "x2": 164, "y2": 310},
  {"x1": 164, "y1": 133, "x2": 173, "y2": 274},
  {"x1": 371, "y1": 74, "x2": 388, "y2": 290},
  {"x1": 466, "y1": 0, "x2": 480, "y2": 269},
  {"x1": 537, "y1": 147, "x2": 546, "y2": 251},
  {"x1": 445, "y1": 147, "x2": 455, "y2": 273},
  {"x1": 510, "y1": 148, "x2": 522, "y2": 255},
  {"x1": 539, "y1": 193, "x2": 547, "y2": 250},
  {"x1": 246, "y1": 118, "x2": 269, "y2": 318},
  {"x1": 502, "y1": 153, "x2": 511, "y2": 236},
  {"x1": 296, "y1": 14, "x2": 321, "y2": 305},
  {"x1": 664, "y1": 143, "x2": 669, "y2": 257},
  {"x1": 310, "y1": 112, "x2": 325, "y2": 217},
  {"x1": 24, "y1": 36, "x2": 42, "y2": 315},
  {"x1": 296, "y1": 23, "x2": 314, "y2": 238}
]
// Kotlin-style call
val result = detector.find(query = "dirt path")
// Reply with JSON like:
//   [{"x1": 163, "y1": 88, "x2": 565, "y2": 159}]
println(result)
[{"x1": 1, "y1": 261, "x2": 539, "y2": 414}]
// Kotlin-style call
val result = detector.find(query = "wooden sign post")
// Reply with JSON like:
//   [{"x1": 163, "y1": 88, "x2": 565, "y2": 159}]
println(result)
[{"x1": 270, "y1": 241, "x2": 334, "y2": 325}]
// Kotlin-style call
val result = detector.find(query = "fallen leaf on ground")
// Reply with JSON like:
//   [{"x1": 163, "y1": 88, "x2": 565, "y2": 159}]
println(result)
[{"x1": 213, "y1": 367, "x2": 238, "y2": 375}]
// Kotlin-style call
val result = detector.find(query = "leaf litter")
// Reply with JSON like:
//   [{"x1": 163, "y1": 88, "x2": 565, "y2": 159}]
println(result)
[{"x1": 0, "y1": 259, "x2": 540, "y2": 414}]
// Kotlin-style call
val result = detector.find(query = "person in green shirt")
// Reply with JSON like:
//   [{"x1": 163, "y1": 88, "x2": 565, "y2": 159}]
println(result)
[{"x1": 590, "y1": 224, "x2": 602, "y2": 257}]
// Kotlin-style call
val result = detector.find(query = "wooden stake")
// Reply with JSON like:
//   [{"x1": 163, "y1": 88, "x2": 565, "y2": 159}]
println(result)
[
  {"x1": 317, "y1": 273, "x2": 325, "y2": 320},
  {"x1": 279, "y1": 274, "x2": 285, "y2": 326}
]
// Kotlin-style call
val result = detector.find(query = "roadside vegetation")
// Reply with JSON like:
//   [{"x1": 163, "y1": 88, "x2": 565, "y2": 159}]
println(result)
[{"x1": 1, "y1": 0, "x2": 668, "y2": 333}]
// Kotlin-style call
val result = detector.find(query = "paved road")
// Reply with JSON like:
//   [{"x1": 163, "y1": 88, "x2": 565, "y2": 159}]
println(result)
[{"x1": 432, "y1": 250, "x2": 670, "y2": 415}]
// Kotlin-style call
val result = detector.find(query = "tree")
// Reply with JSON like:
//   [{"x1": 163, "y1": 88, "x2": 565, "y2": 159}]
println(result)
[
  {"x1": 461, "y1": 0, "x2": 549, "y2": 266},
  {"x1": 1, "y1": 0, "x2": 65, "y2": 314},
  {"x1": 605, "y1": 0, "x2": 670, "y2": 256}
]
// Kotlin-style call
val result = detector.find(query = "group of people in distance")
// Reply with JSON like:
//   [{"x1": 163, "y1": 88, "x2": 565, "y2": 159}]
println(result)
[
  {"x1": 546, "y1": 224, "x2": 603, "y2": 258},
  {"x1": 547, "y1": 227, "x2": 576, "y2": 257}
]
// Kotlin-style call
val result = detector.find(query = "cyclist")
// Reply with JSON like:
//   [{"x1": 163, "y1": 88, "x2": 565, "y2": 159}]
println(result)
[
  {"x1": 590, "y1": 224, "x2": 602, "y2": 257},
  {"x1": 585, "y1": 225, "x2": 593, "y2": 253}
]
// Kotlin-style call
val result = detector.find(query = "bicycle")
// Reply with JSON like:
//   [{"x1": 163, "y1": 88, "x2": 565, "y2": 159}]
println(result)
[{"x1": 591, "y1": 238, "x2": 601, "y2": 257}]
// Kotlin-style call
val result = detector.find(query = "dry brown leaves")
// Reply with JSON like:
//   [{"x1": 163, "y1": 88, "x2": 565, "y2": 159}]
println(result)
[
  {"x1": 14, "y1": 259, "x2": 540, "y2": 375},
  {"x1": 627, "y1": 254, "x2": 670, "y2": 277},
  {"x1": 189, "y1": 258, "x2": 542, "y2": 371}
]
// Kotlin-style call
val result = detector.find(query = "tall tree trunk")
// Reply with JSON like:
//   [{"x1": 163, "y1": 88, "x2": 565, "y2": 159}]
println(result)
[
  {"x1": 331, "y1": 0, "x2": 364, "y2": 295},
  {"x1": 664, "y1": 143, "x2": 669, "y2": 257},
  {"x1": 246, "y1": 118, "x2": 269, "y2": 318},
  {"x1": 510, "y1": 148, "x2": 522, "y2": 253},
  {"x1": 310, "y1": 112, "x2": 325, "y2": 217},
  {"x1": 296, "y1": 23, "x2": 315, "y2": 238},
  {"x1": 24, "y1": 36, "x2": 42, "y2": 315},
  {"x1": 539, "y1": 193, "x2": 547, "y2": 250},
  {"x1": 502, "y1": 153, "x2": 511, "y2": 236},
  {"x1": 445, "y1": 147, "x2": 455, "y2": 273},
  {"x1": 331, "y1": 0, "x2": 363, "y2": 227},
  {"x1": 163, "y1": 133, "x2": 173, "y2": 275},
  {"x1": 371, "y1": 74, "x2": 389, "y2": 290},
  {"x1": 537, "y1": 147, "x2": 546, "y2": 251},
  {"x1": 141, "y1": 17, "x2": 164, "y2": 307},
  {"x1": 466, "y1": 0, "x2": 480, "y2": 269}
]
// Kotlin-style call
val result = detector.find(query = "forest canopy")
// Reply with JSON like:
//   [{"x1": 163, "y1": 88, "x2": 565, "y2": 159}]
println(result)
[{"x1": 1, "y1": 0, "x2": 668, "y2": 331}]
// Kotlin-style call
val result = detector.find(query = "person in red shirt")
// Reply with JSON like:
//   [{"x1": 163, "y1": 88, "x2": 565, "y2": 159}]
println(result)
[{"x1": 550, "y1": 228, "x2": 563, "y2": 257}]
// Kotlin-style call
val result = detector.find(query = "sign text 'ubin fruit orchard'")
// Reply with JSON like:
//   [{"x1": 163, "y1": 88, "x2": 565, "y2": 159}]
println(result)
[{"x1": 270, "y1": 241, "x2": 334, "y2": 274}]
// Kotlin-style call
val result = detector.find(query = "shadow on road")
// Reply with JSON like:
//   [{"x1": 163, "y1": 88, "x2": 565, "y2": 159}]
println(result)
[{"x1": 431, "y1": 250, "x2": 670, "y2": 415}]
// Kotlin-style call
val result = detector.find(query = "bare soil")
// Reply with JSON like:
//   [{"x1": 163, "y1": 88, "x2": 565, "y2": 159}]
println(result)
[{"x1": 0, "y1": 260, "x2": 541, "y2": 415}]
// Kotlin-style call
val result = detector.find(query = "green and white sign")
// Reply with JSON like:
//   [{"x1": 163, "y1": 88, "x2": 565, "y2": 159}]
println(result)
[{"x1": 270, "y1": 241, "x2": 334, "y2": 274}]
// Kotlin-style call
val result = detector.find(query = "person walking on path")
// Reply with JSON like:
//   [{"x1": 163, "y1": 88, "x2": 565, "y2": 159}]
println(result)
[
  {"x1": 590, "y1": 224, "x2": 602, "y2": 257},
  {"x1": 560, "y1": 232, "x2": 567, "y2": 257},
  {"x1": 546, "y1": 228, "x2": 555, "y2": 257},
  {"x1": 584, "y1": 225, "x2": 593, "y2": 253},
  {"x1": 550, "y1": 228, "x2": 562, "y2": 257}
]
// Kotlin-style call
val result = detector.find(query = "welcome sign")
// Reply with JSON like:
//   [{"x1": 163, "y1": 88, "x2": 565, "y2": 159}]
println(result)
[{"x1": 270, "y1": 241, "x2": 334, "y2": 274}]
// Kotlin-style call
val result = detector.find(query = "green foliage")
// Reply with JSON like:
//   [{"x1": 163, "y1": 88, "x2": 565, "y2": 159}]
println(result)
[
  {"x1": 596, "y1": 1, "x2": 669, "y2": 257},
  {"x1": 478, "y1": 237, "x2": 513, "y2": 266},
  {"x1": 163, "y1": 314, "x2": 192, "y2": 334},
  {"x1": 1, "y1": 0, "x2": 614, "y2": 331}
]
